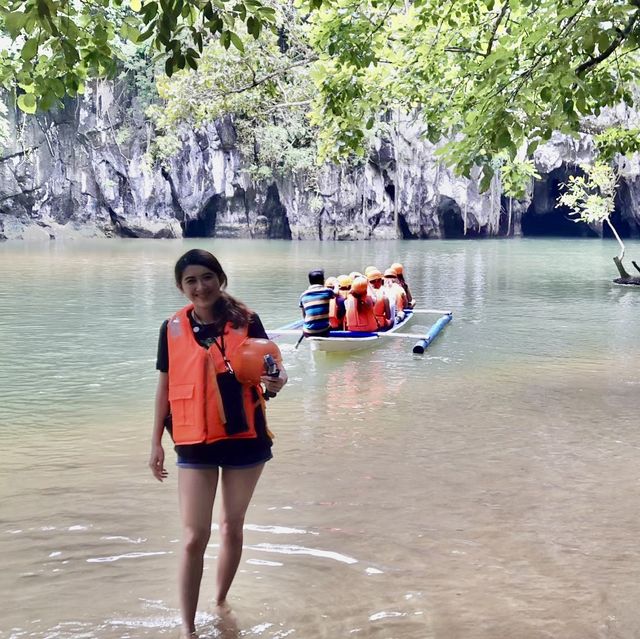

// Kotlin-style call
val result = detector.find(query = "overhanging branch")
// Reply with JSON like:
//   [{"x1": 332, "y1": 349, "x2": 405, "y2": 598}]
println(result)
[
  {"x1": 221, "y1": 57, "x2": 317, "y2": 96},
  {"x1": 575, "y1": 8, "x2": 640, "y2": 77}
]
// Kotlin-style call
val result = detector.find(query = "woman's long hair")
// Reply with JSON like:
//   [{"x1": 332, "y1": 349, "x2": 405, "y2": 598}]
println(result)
[{"x1": 174, "y1": 249, "x2": 251, "y2": 332}]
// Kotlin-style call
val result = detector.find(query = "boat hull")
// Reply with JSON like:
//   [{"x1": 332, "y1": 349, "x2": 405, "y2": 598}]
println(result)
[{"x1": 307, "y1": 310, "x2": 415, "y2": 353}]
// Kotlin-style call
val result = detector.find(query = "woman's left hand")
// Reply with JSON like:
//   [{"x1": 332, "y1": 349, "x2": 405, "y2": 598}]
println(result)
[{"x1": 261, "y1": 365, "x2": 288, "y2": 395}]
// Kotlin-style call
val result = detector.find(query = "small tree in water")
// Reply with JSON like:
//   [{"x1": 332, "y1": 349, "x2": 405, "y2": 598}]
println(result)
[{"x1": 558, "y1": 162, "x2": 640, "y2": 286}]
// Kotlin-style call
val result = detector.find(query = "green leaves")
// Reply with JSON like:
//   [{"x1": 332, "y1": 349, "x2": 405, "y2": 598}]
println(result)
[
  {"x1": 229, "y1": 31, "x2": 244, "y2": 52},
  {"x1": 557, "y1": 162, "x2": 617, "y2": 225},
  {"x1": 500, "y1": 158, "x2": 540, "y2": 198},
  {"x1": 308, "y1": 0, "x2": 640, "y2": 177},
  {"x1": 4, "y1": 11, "x2": 28, "y2": 38},
  {"x1": 21, "y1": 38, "x2": 39, "y2": 61},
  {"x1": 595, "y1": 126, "x2": 640, "y2": 162},
  {"x1": 0, "y1": 0, "x2": 285, "y2": 113},
  {"x1": 17, "y1": 93, "x2": 37, "y2": 114},
  {"x1": 149, "y1": 9, "x2": 317, "y2": 179}
]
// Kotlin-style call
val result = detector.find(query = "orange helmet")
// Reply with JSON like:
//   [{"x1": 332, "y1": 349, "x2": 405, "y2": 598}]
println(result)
[
  {"x1": 390, "y1": 262, "x2": 403, "y2": 275},
  {"x1": 366, "y1": 269, "x2": 383, "y2": 281},
  {"x1": 364, "y1": 266, "x2": 378, "y2": 277},
  {"x1": 337, "y1": 274, "x2": 352, "y2": 289},
  {"x1": 351, "y1": 276, "x2": 369, "y2": 295},
  {"x1": 230, "y1": 338, "x2": 282, "y2": 386},
  {"x1": 384, "y1": 268, "x2": 398, "y2": 278}
]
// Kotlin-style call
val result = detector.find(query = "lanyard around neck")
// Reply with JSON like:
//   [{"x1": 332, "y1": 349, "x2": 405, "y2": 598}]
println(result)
[{"x1": 210, "y1": 333, "x2": 234, "y2": 374}]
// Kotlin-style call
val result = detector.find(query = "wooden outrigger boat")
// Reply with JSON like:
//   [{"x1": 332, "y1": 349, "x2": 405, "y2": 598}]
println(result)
[
  {"x1": 268, "y1": 308, "x2": 452, "y2": 354},
  {"x1": 306, "y1": 308, "x2": 416, "y2": 353}
]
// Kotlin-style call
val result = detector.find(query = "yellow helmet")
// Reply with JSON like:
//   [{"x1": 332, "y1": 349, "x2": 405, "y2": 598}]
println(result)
[
  {"x1": 384, "y1": 268, "x2": 398, "y2": 278},
  {"x1": 337, "y1": 275, "x2": 352, "y2": 289},
  {"x1": 364, "y1": 266, "x2": 378, "y2": 276},
  {"x1": 325, "y1": 276, "x2": 338, "y2": 288},
  {"x1": 390, "y1": 262, "x2": 403, "y2": 275}
]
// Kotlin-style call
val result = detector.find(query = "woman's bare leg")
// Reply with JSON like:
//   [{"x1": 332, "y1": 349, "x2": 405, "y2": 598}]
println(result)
[
  {"x1": 215, "y1": 464, "x2": 265, "y2": 605},
  {"x1": 178, "y1": 467, "x2": 219, "y2": 637}
]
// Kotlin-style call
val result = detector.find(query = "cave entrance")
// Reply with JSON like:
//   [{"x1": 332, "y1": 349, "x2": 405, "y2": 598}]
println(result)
[
  {"x1": 522, "y1": 167, "x2": 594, "y2": 236},
  {"x1": 397, "y1": 213, "x2": 416, "y2": 239},
  {"x1": 438, "y1": 196, "x2": 465, "y2": 238},
  {"x1": 182, "y1": 195, "x2": 222, "y2": 237},
  {"x1": 522, "y1": 166, "x2": 597, "y2": 237},
  {"x1": 437, "y1": 196, "x2": 488, "y2": 238},
  {"x1": 262, "y1": 184, "x2": 292, "y2": 239}
]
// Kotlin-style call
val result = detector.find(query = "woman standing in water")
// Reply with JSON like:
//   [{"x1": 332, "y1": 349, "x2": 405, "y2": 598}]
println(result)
[{"x1": 149, "y1": 249, "x2": 287, "y2": 638}]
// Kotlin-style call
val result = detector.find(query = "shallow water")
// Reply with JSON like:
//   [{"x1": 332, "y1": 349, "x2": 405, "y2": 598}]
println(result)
[{"x1": 1, "y1": 238, "x2": 640, "y2": 639}]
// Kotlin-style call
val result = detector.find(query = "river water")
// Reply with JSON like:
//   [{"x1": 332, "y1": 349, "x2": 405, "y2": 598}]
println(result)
[{"x1": 1, "y1": 238, "x2": 639, "y2": 639}]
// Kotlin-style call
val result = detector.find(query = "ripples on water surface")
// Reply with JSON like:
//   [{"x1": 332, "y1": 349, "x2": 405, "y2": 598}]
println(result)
[{"x1": 1, "y1": 238, "x2": 640, "y2": 639}]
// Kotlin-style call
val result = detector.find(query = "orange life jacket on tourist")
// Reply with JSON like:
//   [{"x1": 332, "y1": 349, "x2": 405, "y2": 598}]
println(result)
[
  {"x1": 345, "y1": 295, "x2": 378, "y2": 332},
  {"x1": 328, "y1": 297, "x2": 343, "y2": 329},
  {"x1": 166, "y1": 305, "x2": 264, "y2": 445},
  {"x1": 373, "y1": 290, "x2": 393, "y2": 329}
]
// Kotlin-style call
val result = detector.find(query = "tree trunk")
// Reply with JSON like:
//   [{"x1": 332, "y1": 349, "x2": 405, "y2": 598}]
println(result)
[{"x1": 613, "y1": 256, "x2": 640, "y2": 285}]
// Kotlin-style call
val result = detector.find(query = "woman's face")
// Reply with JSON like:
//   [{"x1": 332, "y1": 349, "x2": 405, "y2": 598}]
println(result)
[{"x1": 178, "y1": 265, "x2": 222, "y2": 310}]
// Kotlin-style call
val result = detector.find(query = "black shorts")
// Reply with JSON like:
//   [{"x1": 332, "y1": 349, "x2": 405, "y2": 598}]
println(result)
[{"x1": 175, "y1": 438, "x2": 273, "y2": 469}]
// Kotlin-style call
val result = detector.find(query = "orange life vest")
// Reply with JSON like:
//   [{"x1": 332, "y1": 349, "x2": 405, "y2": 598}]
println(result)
[
  {"x1": 166, "y1": 305, "x2": 265, "y2": 445},
  {"x1": 373, "y1": 290, "x2": 393, "y2": 329},
  {"x1": 328, "y1": 297, "x2": 343, "y2": 329},
  {"x1": 345, "y1": 295, "x2": 378, "y2": 332}
]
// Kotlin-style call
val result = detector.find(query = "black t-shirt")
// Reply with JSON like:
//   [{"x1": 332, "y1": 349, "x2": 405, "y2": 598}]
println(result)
[{"x1": 156, "y1": 310, "x2": 273, "y2": 467}]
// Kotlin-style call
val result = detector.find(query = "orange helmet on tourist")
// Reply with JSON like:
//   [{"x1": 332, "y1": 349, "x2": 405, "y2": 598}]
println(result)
[
  {"x1": 230, "y1": 338, "x2": 282, "y2": 386},
  {"x1": 364, "y1": 266, "x2": 378, "y2": 277},
  {"x1": 366, "y1": 269, "x2": 383, "y2": 281},
  {"x1": 390, "y1": 262, "x2": 403, "y2": 275},
  {"x1": 351, "y1": 276, "x2": 369, "y2": 295}
]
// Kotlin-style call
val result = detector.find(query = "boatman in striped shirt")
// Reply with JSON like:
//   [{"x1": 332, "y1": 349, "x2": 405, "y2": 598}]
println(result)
[{"x1": 299, "y1": 269, "x2": 335, "y2": 337}]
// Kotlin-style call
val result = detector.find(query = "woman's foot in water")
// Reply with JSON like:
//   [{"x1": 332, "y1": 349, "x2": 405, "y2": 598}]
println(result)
[{"x1": 214, "y1": 601, "x2": 239, "y2": 637}]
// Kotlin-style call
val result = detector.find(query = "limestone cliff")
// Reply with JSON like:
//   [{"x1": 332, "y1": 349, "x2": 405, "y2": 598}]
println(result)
[{"x1": 1, "y1": 82, "x2": 638, "y2": 240}]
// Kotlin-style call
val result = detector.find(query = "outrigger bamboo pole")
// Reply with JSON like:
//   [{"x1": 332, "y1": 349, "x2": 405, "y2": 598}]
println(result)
[
  {"x1": 409, "y1": 308, "x2": 453, "y2": 315},
  {"x1": 412, "y1": 313, "x2": 453, "y2": 354}
]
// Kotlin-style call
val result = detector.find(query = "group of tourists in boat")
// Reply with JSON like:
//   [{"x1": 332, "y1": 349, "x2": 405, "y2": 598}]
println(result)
[{"x1": 299, "y1": 263, "x2": 415, "y2": 337}]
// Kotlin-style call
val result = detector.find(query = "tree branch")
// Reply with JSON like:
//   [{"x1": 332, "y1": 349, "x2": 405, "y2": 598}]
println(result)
[
  {"x1": 264, "y1": 100, "x2": 312, "y2": 112},
  {"x1": 222, "y1": 57, "x2": 317, "y2": 96},
  {"x1": 575, "y1": 8, "x2": 640, "y2": 77},
  {"x1": 485, "y1": 3, "x2": 509, "y2": 57}
]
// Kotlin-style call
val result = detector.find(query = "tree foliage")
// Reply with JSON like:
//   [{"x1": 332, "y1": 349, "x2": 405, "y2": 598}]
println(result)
[
  {"x1": 3, "y1": 0, "x2": 640, "y2": 190},
  {"x1": 498, "y1": 156, "x2": 540, "y2": 199},
  {"x1": 558, "y1": 162, "x2": 618, "y2": 225},
  {"x1": 0, "y1": 0, "x2": 278, "y2": 113},
  {"x1": 307, "y1": 0, "x2": 640, "y2": 183},
  {"x1": 148, "y1": 4, "x2": 318, "y2": 179}
]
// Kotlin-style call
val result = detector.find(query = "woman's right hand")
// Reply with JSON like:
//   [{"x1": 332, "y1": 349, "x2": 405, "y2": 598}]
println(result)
[{"x1": 149, "y1": 443, "x2": 168, "y2": 482}]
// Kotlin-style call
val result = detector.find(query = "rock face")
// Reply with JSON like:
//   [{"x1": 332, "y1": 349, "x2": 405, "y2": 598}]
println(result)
[{"x1": 1, "y1": 82, "x2": 639, "y2": 240}]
